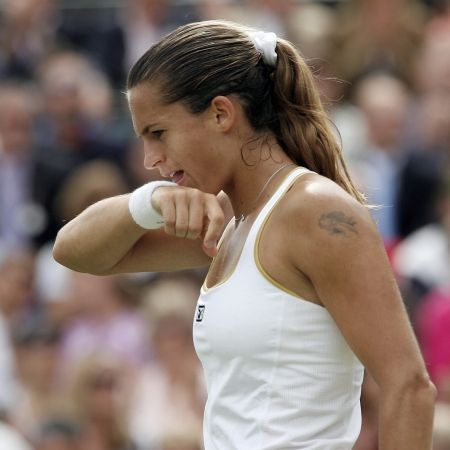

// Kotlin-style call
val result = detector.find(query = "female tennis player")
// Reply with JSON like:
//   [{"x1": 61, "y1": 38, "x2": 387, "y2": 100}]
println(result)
[{"x1": 53, "y1": 20, "x2": 436, "y2": 450}]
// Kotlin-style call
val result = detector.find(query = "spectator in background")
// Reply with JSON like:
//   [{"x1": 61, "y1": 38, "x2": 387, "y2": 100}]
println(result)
[
  {"x1": 58, "y1": 272, "x2": 148, "y2": 384},
  {"x1": 33, "y1": 160, "x2": 131, "y2": 332},
  {"x1": 0, "y1": 82, "x2": 45, "y2": 249},
  {"x1": 0, "y1": 307, "x2": 16, "y2": 416},
  {"x1": 0, "y1": 249, "x2": 35, "y2": 330},
  {"x1": 416, "y1": 284, "x2": 450, "y2": 396},
  {"x1": 235, "y1": 0, "x2": 337, "y2": 66},
  {"x1": 55, "y1": 4, "x2": 127, "y2": 88},
  {"x1": 34, "y1": 418, "x2": 81, "y2": 450},
  {"x1": 0, "y1": 0, "x2": 57, "y2": 80},
  {"x1": 0, "y1": 255, "x2": 19, "y2": 415},
  {"x1": 0, "y1": 248, "x2": 36, "y2": 419},
  {"x1": 327, "y1": 0, "x2": 426, "y2": 97},
  {"x1": 394, "y1": 175, "x2": 450, "y2": 378},
  {"x1": 416, "y1": 280, "x2": 450, "y2": 450},
  {"x1": 393, "y1": 173, "x2": 450, "y2": 322},
  {"x1": 396, "y1": 92, "x2": 450, "y2": 238},
  {"x1": 64, "y1": 355, "x2": 136, "y2": 450},
  {"x1": 195, "y1": 0, "x2": 235, "y2": 23},
  {"x1": 127, "y1": 274, "x2": 205, "y2": 450},
  {"x1": 350, "y1": 72, "x2": 412, "y2": 246},
  {"x1": 383, "y1": 24, "x2": 450, "y2": 439},
  {"x1": 396, "y1": 28, "x2": 450, "y2": 238},
  {"x1": 230, "y1": 0, "x2": 300, "y2": 41},
  {"x1": 416, "y1": 23, "x2": 450, "y2": 97},
  {"x1": 9, "y1": 319, "x2": 64, "y2": 443},
  {"x1": 52, "y1": 160, "x2": 130, "y2": 236},
  {"x1": 0, "y1": 0, "x2": 236, "y2": 90},
  {"x1": 286, "y1": 3, "x2": 336, "y2": 63},
  {"x1": 32, "y1": 50, "x2": 129, "y2": 245},
  {"x1": 120, "y1": 0, "x2": 199, "y2": 70}
]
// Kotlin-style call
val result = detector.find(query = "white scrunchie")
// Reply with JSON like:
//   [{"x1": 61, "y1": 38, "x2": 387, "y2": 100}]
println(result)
[
  {"x1": 248, "y1": 31, "x2": 278, "y2": 68},
  {"x1": 128, "y1": 180, "x2": 176, "y2": 229}
]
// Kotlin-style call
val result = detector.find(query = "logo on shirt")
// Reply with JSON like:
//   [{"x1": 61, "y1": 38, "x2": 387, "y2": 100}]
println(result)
[{"x1": 195, "y1": 305, "x2": 205, "y2": 322}]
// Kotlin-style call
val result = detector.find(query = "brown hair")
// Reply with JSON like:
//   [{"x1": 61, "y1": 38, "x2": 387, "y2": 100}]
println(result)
[{"x1": 127, "y1": 20, "x2": 366, "y2": 205}]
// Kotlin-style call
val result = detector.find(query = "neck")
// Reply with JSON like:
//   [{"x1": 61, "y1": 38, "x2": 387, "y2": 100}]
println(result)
[{"x1": 225, "y1": 153, "x2": 295, "y2": 222}]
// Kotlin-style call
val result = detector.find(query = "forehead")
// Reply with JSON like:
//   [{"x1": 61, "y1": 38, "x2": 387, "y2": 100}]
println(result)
[
  {"x1": 127, "y1": 82, "x2": 162, "y2": 110},
  {"x1": 127, "y1": 82, "x2": 195, "y2": 133}
]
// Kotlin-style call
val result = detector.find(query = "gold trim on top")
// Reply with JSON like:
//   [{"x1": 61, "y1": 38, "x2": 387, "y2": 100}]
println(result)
[
  {"x1": 202, "y1": 168, "x2": 304, "y2": 294},
  {"x1": 254, "y1": 170, "x2": 314, "y2": 301}
]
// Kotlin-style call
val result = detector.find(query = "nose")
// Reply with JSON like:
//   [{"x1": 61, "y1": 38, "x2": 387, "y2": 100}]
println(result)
[{"x1": 143, "y1": 141, "x2": 165, "y2": 170}]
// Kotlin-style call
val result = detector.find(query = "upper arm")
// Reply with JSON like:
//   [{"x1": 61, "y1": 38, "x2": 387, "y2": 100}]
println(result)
[
  {"x1": 288, "y1": 179, "x2": 428, "y2": 389},
  {"x1": 110, "y1": 229, "x2": 211, "y2": 273}
]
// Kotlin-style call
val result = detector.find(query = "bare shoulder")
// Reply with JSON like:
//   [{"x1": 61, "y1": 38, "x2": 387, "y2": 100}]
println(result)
[
  {"x1": 274, "y1": 170, "x2": 387, "y2": 285},
  {"x1": 280, "y1": 171, "x2": 374, "y2": 240}
]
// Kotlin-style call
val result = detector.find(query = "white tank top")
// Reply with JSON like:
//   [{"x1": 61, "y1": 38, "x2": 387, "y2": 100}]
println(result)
[{"x1": 193, "y1": 167, "x2": 364, "y2": 450}]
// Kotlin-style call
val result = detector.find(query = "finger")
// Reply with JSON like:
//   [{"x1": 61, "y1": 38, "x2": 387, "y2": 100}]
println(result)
[
  {"x1": 161, "y1": 198, "x2": 176, "y2": 236},
  {"x1": 202, "y1": 195, "x2": 225, "y2": 253},
  {"x1": 185, "y1": 193, "x2": 204, "y2": 240},
  {"x1": 200, "y1": 219, "x2": 218, "y2": 258},
  {"x1": 173, "y1": 195, "x2": 189, "y2": 238},
  {"x1": 202, "y1": 240, "x2": 219, "y2": 258}
]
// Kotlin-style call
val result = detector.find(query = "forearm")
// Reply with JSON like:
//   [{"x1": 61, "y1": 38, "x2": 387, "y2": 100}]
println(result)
[
  {"x1": 378, "y1": 381, "x2": 436, "y2": 449},
  {"x1": 53, "y1": 195, "x2": 146, "y2": 274}
]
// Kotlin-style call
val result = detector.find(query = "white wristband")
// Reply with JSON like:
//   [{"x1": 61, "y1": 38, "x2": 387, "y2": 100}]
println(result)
[{"x1": 128, "y1": 181, "x2": 176, "y2": 229}]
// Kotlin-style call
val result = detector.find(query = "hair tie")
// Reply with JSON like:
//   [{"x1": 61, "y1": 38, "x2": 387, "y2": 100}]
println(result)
[{"x1": 248, "y1": 31, "x2": 278, "y2": 68}]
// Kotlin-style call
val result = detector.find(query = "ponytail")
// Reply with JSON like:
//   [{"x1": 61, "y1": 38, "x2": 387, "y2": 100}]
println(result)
[{"x1": 271, "y1": 39, "x2": 367, "y2": 205}]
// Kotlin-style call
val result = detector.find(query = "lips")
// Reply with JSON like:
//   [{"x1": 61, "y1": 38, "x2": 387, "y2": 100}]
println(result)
[{"x1": 170, "y1": 170, "x2": 184, "y2": 184}]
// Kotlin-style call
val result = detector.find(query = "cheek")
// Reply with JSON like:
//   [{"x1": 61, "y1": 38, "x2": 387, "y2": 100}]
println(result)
[{"x1": 173, "y1": 127, "x2": 226, "y2": 189}]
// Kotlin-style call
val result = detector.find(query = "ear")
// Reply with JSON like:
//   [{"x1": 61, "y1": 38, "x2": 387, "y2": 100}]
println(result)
[{"x1": 209, "y1": 95, "x2": 237, "y2": 132}]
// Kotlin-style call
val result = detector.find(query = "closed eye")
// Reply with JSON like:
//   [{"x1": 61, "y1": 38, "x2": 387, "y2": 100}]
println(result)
[{"x1": 152, "y1": 130, "x2": 165, "y2": 139}]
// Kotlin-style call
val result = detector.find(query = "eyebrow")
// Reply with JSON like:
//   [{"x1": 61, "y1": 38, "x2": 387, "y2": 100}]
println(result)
[{"x1": 139, "y1": 124, "x2": 153, "y2": 137}]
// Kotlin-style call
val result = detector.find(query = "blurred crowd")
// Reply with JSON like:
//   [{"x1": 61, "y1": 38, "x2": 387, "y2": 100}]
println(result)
[{"x1": 0, "y1": 0, "x2": 449, "y2": 449}]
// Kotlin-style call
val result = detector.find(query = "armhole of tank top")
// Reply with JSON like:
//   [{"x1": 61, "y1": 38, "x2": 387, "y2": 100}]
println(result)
[
  {"x1": 201, "y1": 217, "x2": 235, "y2": 292},
  {"x1": 253, "y1": 170, "x2": 316, "y2": 301}
]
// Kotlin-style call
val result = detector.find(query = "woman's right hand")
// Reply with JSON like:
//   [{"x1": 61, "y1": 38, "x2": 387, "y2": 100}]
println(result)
[{"x1": 151, "y1": 186, "x2": 226, "y2": 258}]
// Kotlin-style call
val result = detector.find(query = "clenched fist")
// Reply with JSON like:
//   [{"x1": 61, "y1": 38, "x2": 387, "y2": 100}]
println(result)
[{"x1": 152, "y1": 186, "x2": 226, "y2": 258}]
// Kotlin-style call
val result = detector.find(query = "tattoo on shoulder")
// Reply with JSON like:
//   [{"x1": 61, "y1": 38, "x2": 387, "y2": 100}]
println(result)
[{"x1": 318, "y1": 211, "x2": 358, "y2": 237}]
